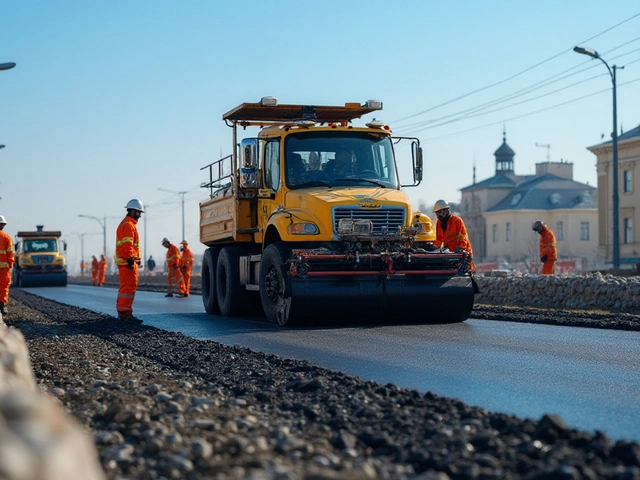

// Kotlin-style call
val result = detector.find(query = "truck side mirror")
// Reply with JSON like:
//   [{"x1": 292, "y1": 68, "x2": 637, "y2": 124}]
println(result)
[
  {"x1": 239, "y1": 138, "x2": 259, "y2": 188},
  {"x1": 414, "y1": 144, "x2": 423, "y2": 184}
]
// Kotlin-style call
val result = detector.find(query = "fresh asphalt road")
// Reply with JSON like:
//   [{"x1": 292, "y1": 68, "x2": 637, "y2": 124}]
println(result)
[{"x1": 22, "y1": 284, "x2": 640, "y2": 443}]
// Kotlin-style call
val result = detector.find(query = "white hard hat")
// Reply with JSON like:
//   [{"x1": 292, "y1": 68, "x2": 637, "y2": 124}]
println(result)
[
  {"x1": 0, "y1": 215, "x2": 6, "y2": 224},
  {"x1": 125, "y1": 198, "x2": 145, "y2": 212},
  {"x1": 433, "y1": 199, "x2": 450, "y2": 212},
  {"x1": 162, "y1": 237, "x2": 170, "y2": 244},
  {"x1": 180, "y1": 239, "x2": 189, "y2": 245}
]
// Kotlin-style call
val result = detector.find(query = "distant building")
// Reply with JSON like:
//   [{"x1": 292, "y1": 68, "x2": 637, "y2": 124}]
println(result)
[
  {"x1": 587, "y1": 125, "x2": 640, "y2": 267},
  {"x1": 459, "y1": 131, "x2": 598, "y2": 271}
]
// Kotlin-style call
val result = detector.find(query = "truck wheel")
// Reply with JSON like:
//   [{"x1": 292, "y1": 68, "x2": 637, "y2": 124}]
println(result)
[
  {"x1": 202, "y1": 247, "x2": 221, "y2": 315},
  {"x1": 259, "y1": 243, "x2": 294, "y2": 325},
  {"x1": 216, "y1": 246, "x2": 247, "y2": 316}
]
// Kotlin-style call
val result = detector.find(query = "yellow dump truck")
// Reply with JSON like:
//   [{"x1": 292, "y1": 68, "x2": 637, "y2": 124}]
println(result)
[
  {"x1": 12, "y1": 226, "x2": 68, "y2": 287},
  {"x1": 199, "y1": 98, "x2": 476, "y2": 325}
]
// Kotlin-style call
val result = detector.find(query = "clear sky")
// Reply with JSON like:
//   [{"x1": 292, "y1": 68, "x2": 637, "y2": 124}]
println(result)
[{"x1": 2, "y1": 1, "x2": 639, "y2": 272}]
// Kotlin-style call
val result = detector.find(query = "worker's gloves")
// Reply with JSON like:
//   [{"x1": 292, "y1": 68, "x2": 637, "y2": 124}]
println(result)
[
  {"x1": 540, "y1": 256, "x2": 548, "y2": 263},
  {"x1": 454, "y1": 247, "x2": 465, "y2": 254},
  {"x1": 126, "y1": 257, "x2": 135, "y2": 268}
]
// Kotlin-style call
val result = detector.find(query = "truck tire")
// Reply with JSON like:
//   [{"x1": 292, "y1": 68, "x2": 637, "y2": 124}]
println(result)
[
  {"x1": 259, "y1": 243, "x2": 296, "y2": 325},
  {"x1": 216, "y1": 246, "x2": 248, "y2": 316},
  {"x1": 201, "y1": 247, "x2": 221, "y2": 315}
]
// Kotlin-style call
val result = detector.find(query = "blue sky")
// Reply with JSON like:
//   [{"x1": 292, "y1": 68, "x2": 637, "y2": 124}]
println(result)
[{"x1": 2, "y1": 1, "x2": 640, "y2": 271}]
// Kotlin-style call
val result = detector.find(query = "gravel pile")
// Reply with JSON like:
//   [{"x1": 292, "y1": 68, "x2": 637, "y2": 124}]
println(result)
[{"x1": 5, "y1": 288, "x2": 640, "y2": 479}]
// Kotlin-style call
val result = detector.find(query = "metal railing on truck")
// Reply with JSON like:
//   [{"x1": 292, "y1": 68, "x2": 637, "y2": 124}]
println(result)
[{"x1": 200, "y1": 154, "x2": 234, "y2": 199}]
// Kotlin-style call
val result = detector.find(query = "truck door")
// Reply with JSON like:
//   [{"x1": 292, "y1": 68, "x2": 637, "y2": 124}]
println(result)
[{"x1": 259, "y1": 139, "x2": 281, "y2": 241}]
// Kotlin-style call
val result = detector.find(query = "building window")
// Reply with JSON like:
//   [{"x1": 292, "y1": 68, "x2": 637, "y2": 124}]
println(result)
[
  {"x1": 624, "y1": 218, "x2": 633, "y2": 244},
  {"x1": 624, "y1": 170, "x2": 632, "y2": 193},
  {"x1": 556, "y1": 221, "x2": 564, "y2": 241},
  {"x1": 580, "y1": 222, "x2": 590, "y2": 241},
  {"x1": 505, "y1": 222, "x2": 511, "y2": 242},
  {"x1": 492, "y1": 224, "x2": 498, "y2": 243}
]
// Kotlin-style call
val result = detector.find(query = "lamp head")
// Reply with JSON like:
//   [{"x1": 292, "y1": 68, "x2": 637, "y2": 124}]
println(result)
[{"x1": 573, "y1": 46, "x2": 599, "y2": 59}]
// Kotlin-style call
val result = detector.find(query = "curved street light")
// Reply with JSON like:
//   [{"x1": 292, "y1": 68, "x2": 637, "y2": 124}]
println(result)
[
  {"x1": 0, "y1": 62, "x2": 16, "y2": 71},
  {"x1": 158, "y1": 187, "x2": 188, "y2": 242},
  {"x1": 78, "y1": 214, "x2": 106, "y2": 258},
  {"x1": 573, "y1": 46, "x2": 623, "y2": 269}
]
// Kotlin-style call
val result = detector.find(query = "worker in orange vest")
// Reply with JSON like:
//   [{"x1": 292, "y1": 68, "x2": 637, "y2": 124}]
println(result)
[
  {"x1": 433, "y1": 199, "x2": 475, "y2": 272},
  {"x1": 91, "y1": 255, "x2": 100, "y2": 285},
  {"x1": 0, "y1": 215, "x2": 15, "y2": 316},
  {"x1": 179, "y1": 239, "x2": 195, "y2": 296},
  {"x1": 98, "y1": 254, "x2": 108, "y2": 286},
  {"x1": 115, "y1": 199, "x2": 144, "y2": 324},
  {"x1": 533, "y1": 220, "x2": 557, "y2": 275},
  {"x1": 162, "y1": 237, "x2": 187, "y2": 297},
  {"x1": 80, "y1": 259, "x2": 86, "y2": 276}
]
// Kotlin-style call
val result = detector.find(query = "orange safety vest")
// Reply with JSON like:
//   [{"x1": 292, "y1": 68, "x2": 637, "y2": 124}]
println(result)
[
  {"x1": 539, "y1": 226, "x2": 557, "y2": 261},
  {"x1": 435, "y1": 214, "x2": 473, "y2": 255},
  {"x1": 0, "y1": 230, "x2": 15, "y2": 270},
  {"x1": 181, "y1": 246, "x2": 194, "y2": 269},
  {"x1": 166, "y1": 243, "x2": 181, "y2": 269},
  {"x1": 115, "y1": 216, "x2": 140, "y2": 266}
]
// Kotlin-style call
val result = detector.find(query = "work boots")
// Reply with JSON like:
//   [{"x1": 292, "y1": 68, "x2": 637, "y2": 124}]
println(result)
[
  {"x1": 0, "y1": 303, "x2": 7, "y2": 315},
  {"x1": 165, "y1": 292, "x2": 174, "y2": 297},
  {"x1": 118, "y1": 314, "x2": 143, "y2": 325}
]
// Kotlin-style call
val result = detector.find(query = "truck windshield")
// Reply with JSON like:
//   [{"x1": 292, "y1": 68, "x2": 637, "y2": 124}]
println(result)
[
  {"x1": 24, "y1": 239, "x2": 58, "y2": 253},
  {"x1": 285, "y1": 131, "x2": 399, "y2": 190}
]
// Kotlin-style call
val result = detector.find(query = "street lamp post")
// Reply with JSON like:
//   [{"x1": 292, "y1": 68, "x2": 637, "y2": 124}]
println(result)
[
  {"x1": 0, "y1": 62, "x2": 16, "y2": 71},
  {"x1": 78, "y1": 214, "x2": 106, "y2": 258},
  {"x1": 68, "y1": 232, "x2": 101, "y2": 274},
  {"x1": 158, "y1": 188, "x2": 187, "y2": 241},
  {"x1": 574, "y1": 46, "x2": 623, "y2": 269}
]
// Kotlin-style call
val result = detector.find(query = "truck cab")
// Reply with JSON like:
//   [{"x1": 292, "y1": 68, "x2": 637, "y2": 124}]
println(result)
[{"x1": 13, "y1": 226, "x2": 68, "y2": 287}]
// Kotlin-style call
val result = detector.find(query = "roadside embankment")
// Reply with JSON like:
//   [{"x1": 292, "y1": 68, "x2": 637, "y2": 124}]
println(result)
[{"x1": 475, "y1": 272, "x2": 640, "y2": 314}]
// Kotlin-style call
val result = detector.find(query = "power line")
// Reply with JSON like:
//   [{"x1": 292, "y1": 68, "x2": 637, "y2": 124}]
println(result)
[
  {"x1": 395, "y1": 46, "x2": 640, "y2": 136},
  {"x1": 420, "y1": 76, "x2": 640, "y2": 142},
  {"x1": 391, "y1": 12, "x2": 640, "y2": 125},
  {"x1": 396, "y1": 46, "x2": 640, "y2": 134}
]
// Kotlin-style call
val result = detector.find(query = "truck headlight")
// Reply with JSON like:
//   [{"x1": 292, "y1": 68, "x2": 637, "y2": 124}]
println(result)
[
  {"x1": 19, "y1": 257, "x2": 32, "y2": 266},
  {"x1": 287, "y1": 223, "x2": 319, "y2": 235},
  {"x1": 337, "y1": 219, "x2": 373, "y2": 235}
]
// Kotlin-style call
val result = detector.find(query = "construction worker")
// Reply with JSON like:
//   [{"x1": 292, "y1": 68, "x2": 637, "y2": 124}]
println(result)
[
  {"x1": 80, "y1": 259, "x2": 86, "y2": 276},
  {"x1": 98, "y1": 254, "x2": 108, "y2": 286},
  {"x1": 532, "y1": 220, "x2": 557, "y2": 275},
  {"x1": 91, "y1": 255, "x2": 99, "y2": 285},
  {"x1": 162, "y1": 237, "x2": 187, "y2": 297},
  {"x1": 179, "y1": 240, "x2": 194, "y2": 296},
  {"x1": 0, "y1": 215, "x2": 15, "y2": 316},
  {"x1": 433, "y1": 199, "x2": 475, "y2": 272},
  {"x1": 115, "y1": 199, "x2": 144, "y2": 324}
]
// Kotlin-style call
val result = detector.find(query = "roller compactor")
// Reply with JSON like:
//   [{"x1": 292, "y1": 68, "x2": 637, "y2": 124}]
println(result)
[{"x1": 199, "y1": 98, "x2": 476, "y2": 325}]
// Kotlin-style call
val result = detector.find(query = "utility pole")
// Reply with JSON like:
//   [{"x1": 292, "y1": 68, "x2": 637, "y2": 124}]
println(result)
[{"x1": 158, "y1": 188, "x2": 188, "y2": 241}]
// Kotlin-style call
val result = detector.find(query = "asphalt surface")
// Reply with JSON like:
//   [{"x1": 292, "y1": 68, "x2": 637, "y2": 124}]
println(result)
[{"x1": 23, "y1": 284, "x2": 640, "y2": 442}]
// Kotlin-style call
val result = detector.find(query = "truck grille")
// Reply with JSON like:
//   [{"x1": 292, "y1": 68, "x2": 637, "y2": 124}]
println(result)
[
  {"x1": 33, "y1": 255, "x2": 54, "y2": 264},
  {"x1": 333, "y1": 206, "x2": 406, "y2": 235}
]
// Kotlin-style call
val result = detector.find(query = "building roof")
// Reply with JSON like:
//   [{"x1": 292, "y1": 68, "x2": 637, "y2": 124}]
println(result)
[
  {"x1": 460, "y1": 172, "x2": 525, "y2": 191},
  {"x1": 494, "y1": 140, "x2": 515, "y2": 156},
  {"x1": 487, "y1": 173, "x2": 597, "y2": 212},
  {"x1": 588, "y1": 124, "x2": 640, "y2": 149}
]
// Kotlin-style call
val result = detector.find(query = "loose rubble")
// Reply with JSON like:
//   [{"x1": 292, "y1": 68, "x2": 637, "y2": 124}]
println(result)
[
  {"x1": 476, "y1": 272, "x2": 640, "y2": 314},
  {"x1": 5, "y1": 287, "x2": 640, "y2": 479}
]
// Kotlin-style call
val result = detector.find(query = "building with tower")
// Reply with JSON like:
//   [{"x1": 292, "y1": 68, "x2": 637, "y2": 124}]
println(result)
[{"x1": 459, "y1": 131, "x2": 599, "y2": 272}]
